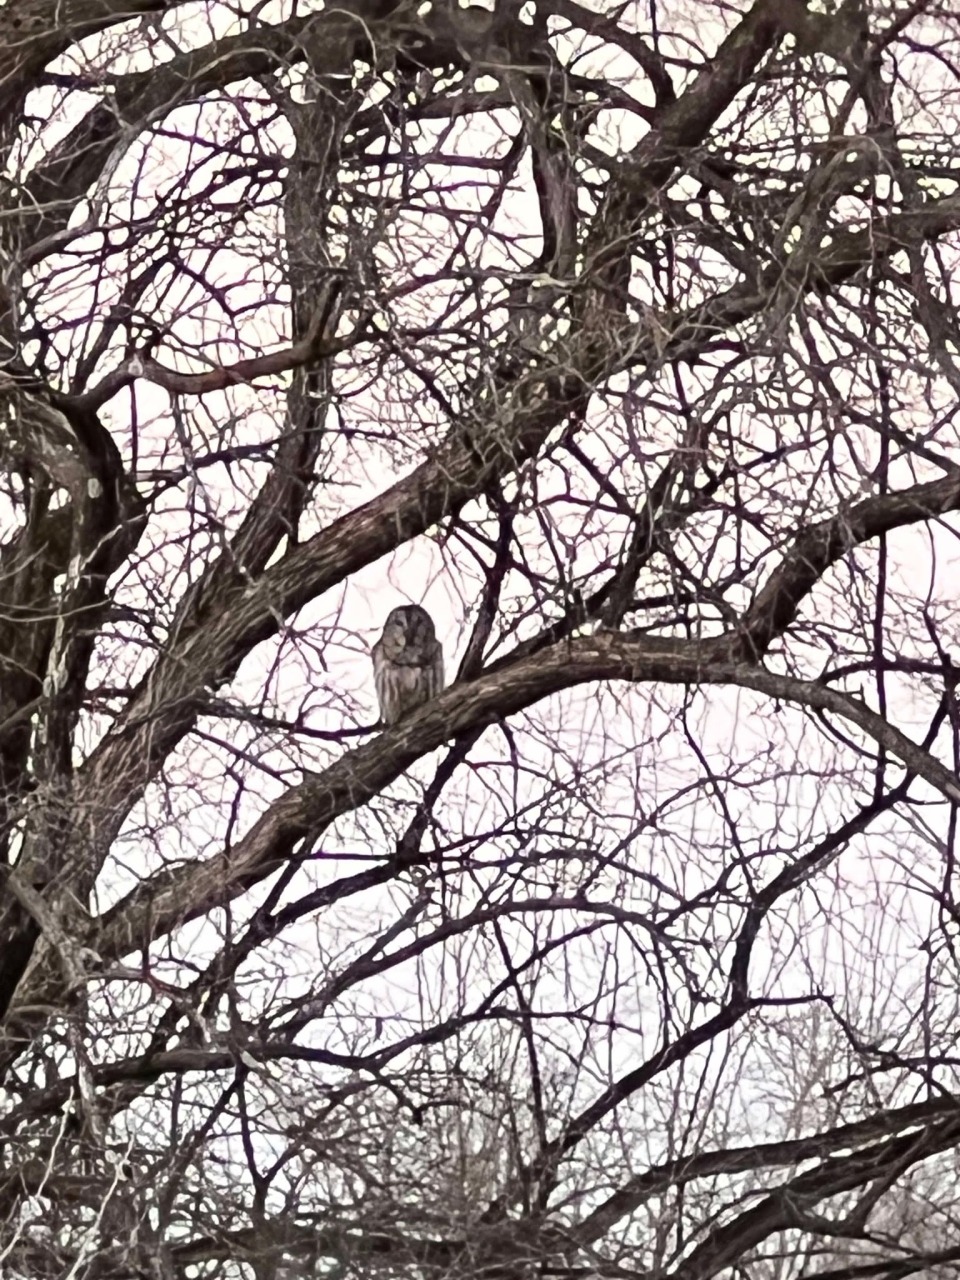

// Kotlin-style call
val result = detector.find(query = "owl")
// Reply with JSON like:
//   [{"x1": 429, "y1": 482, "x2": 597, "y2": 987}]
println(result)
[{"x1": 371, "y1": 605, "x2": 444, "y2": 726}]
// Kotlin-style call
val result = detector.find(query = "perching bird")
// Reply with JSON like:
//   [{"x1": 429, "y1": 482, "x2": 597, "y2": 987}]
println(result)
[{"x1": 371, "y1": 605, "x2": 444, "y2": 726}]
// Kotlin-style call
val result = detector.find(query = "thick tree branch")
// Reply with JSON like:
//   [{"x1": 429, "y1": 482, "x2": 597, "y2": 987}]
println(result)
[
  {"x1": 77, "y1": 290, "x2": 354, "y2": 408},
  {"x1": 735, "y1": 470, "x2": 960, "y2": 659},
  {"x1": 0, "y1": 0, "x2": 177, "y2": 136},
  {"x1": 84, "y1": 624, "x2": 960, "y2": 963},
  {"x1": 577, "y1": 1097, "x2": 959, "y2": 1246},
  {"x1": 670, "y1": 1116, "x2": 960, "y2": 1280}
]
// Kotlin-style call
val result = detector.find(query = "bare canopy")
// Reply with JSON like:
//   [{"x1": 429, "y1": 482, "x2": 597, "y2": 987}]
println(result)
[{"x1": 1, "y1": 1, "x2": 960, "y2": 1278}]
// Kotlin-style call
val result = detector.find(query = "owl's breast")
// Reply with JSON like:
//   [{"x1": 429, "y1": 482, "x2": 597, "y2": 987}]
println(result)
[{"x1": 393, "y1": 647, "x2": 431, "y2": 666}]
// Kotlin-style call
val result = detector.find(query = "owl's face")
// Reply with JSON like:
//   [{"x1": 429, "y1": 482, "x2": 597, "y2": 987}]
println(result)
[{"x1": 378, "y1": 605, "x2": 437, "y2": 660}]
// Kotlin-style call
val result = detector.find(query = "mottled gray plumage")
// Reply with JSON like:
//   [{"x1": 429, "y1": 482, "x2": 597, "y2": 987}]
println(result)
[{"x1": 371, "y1": 605, "x2": 444, "y2": 726}]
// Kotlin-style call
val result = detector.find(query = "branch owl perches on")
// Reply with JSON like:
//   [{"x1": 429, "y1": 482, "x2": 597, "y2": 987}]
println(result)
[{"x1": 371, "y1": 605, "x2": 444, "y2": 726}]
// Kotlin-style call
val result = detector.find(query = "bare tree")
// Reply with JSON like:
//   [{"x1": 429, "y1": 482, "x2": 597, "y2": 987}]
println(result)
[{"x1": 2, "y1": 0, "x2": 960, "y2": 1277}]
